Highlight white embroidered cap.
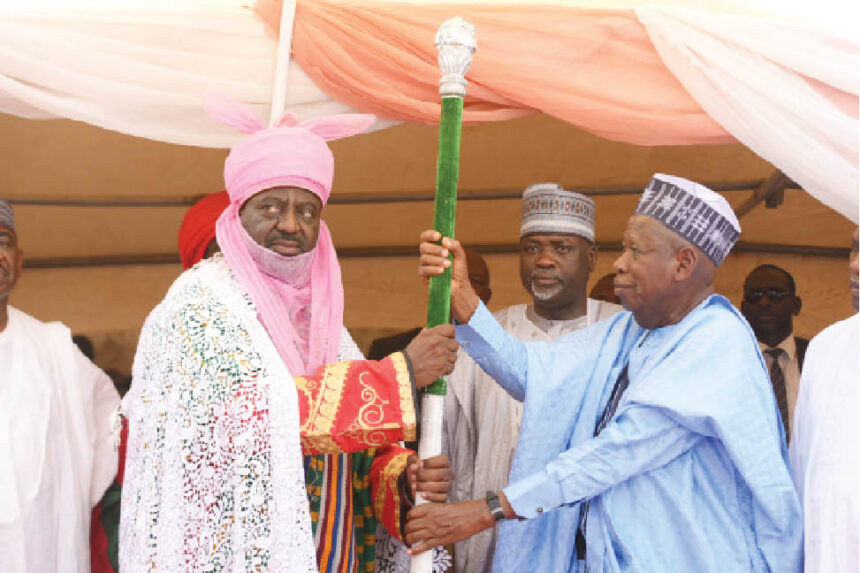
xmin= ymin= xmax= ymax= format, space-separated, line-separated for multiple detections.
xmin=520 ymin=183 xmax=595 ymax=242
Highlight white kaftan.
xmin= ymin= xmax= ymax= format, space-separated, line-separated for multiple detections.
xmin=0 ymin=306 xmax=119 ymax=572
xmin=442 ymin=299 xmax=620 ymax=573
xmin=791 ymin=313 xmax=860 ymax=573
xmin=121 ymin=256 xmax=318 ymax=572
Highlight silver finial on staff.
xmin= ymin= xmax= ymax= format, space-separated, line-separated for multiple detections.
xmin=435 ymin=17 xmax=477 ymax=98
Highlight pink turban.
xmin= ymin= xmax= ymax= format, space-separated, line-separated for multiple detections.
xmin=177 ymin=190 xmax=230 ymax=270
xmin=204 ymin=93 xmax=375 ymax=375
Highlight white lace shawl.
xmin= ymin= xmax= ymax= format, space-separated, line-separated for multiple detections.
xmin=120 ymin=256 xmax=317 ymax=572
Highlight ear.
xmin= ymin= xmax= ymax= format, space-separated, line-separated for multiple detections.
xmin=673 ymin=245 xmax=697 ymax=281
xmin=793 ymin=295 xmax=802 ymax=315
xmin=202 ymin=91 xmax=266 ymax=134
xmin=586 ymin=244 xmax=598 ymax=272
xmin=301 ymin=114 xmax=376 ymax=141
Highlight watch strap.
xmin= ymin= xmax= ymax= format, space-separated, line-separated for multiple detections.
xmin=485 ymin=490 xmax=507 ymax=522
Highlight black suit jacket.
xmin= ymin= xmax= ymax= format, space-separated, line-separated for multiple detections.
xmin=795 ymin=336 xmax=809 ymax=372
xmin=366 ymin=327 xmax=423 ymax=361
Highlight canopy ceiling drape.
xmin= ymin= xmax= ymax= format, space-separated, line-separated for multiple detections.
xmin=0 ymin=0 xmax=856 ymax=221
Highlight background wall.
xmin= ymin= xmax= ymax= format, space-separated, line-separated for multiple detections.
xmin=3 ymin=113 xmax=854 ymax=373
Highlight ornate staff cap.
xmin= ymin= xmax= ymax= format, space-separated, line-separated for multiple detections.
xmin=521 ymin=183 xmax=595 ymax=242
xmin=635 ymin=173 xmax=741 ymax=266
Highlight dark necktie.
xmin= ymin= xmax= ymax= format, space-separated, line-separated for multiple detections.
xmin=575 ymin=364 xmax=631 ymax=561
xmin=766 ymin=348 xmax=790 ymax=440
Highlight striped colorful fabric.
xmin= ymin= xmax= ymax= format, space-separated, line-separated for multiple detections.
xmin=308 ymin=453 xmax=356 ymax=573
xmin=305 ymin=445 xmax=412 ymax=573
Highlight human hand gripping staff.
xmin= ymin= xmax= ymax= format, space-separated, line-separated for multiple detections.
xmin=411 ymin=232 xmax=523 ymax=553
xmin=410 ymin=16 xmax=476 ymax=573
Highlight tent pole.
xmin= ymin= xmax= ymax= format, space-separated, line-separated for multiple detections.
xmin=269 ymin=0 xmax=298 ymax=126
xmin=734 ymin=170 xmax=789 ymax=219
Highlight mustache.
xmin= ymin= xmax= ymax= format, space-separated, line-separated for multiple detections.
xmin=266 ymin=231 xmax=306 ymax=247
xmin=529 ymin=270 xmax=563 ymax=283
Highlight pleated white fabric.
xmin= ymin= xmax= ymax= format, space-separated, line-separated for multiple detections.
xmin=638 ymin=6 xmax=858 ymax=223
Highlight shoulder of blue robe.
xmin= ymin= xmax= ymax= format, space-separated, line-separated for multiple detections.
xmin=621 ymin=296 xmax=801 ymax=565
xmin=623 ymin=295 xmax=776 ymax=434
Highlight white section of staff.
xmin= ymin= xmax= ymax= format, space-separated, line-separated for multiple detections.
xmin=410 ymin=392 xmax=445 ymax=573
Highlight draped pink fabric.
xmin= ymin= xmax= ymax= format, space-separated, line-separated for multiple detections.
xmin=205 ymin=93 xmax=376 ymax=375
xmin=255 ymin=0 xmax=733 ymax=145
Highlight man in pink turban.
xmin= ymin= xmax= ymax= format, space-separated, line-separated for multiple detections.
xmin=121 ymin=100 xmax=457 ymax=573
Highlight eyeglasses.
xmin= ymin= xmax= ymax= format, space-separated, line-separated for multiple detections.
xmin=744 ymin=288 xmax=790 ymax=304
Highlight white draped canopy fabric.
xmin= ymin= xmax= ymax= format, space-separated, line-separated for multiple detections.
xmin=0 ymin=2 xmax=358 ymax=147
xmin=636 ymin=5 xmax=858 ymax=221
xmin=0 ymin=0 xmax=856 ymax=221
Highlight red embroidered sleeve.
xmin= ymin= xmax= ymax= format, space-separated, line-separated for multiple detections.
xmin=369 ymin=444 xmax=413 ymax=542
xmin=295 ymin=352 xmax=417 ymax=455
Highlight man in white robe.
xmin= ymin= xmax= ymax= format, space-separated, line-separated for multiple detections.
xmin=442 ymin=183 xmax=620 ymax=573
xmin=0 ymin=198 xmax=120 ymax=572
xmin=790 ymin=227 xmax=860 ymax=572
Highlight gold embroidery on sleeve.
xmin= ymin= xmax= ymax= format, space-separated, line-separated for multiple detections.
xmin=373 ymin=451 xmax=411 ymax=527
xmin=297 ymin=361 xmax=351 ymax=454
xmin=391 ymin=352 xmax=417 ymax=442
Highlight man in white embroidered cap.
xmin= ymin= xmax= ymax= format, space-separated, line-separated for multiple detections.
xmin=408 ymin=174 xmax=803 ymax=572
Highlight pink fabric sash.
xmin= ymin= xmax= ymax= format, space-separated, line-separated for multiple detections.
xmin=206 ymin=93 xmax=375 ymax=374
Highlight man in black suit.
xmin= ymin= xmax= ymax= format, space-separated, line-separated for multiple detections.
xmin=741 ymin=264 xmax=808 ymax=443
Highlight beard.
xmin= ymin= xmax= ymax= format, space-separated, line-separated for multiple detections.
xmin=529 ymin=272 xmax=565 ymax=302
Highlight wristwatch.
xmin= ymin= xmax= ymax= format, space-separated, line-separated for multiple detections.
xmin=485 ymin=491 xmax=507 ymax=522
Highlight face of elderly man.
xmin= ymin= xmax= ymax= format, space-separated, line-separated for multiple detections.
xmin=240 ymin=186 xmax=323 ymax=256
xmin=612 ymin=215 xmax=691 ymax=329
xmin=0 ymin=225 xmax=22 ymax=302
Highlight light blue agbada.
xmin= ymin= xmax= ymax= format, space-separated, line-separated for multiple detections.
xmin=456 ymin=295 xmax=802 ymax=572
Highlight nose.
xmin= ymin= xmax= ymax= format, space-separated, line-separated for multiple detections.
xmin=612 ymin=251 xmax=627 ymax=274
xmin=535 ymin=247 xmax=556 ymax=268
xmin=275 ymin=209 xmax=299 ymax=233
xmin=756 ymin=294 xmax=774 ymax=307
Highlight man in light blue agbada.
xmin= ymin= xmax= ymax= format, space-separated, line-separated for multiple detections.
xmin=407 ymin=174 xmax=802 ymax=572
